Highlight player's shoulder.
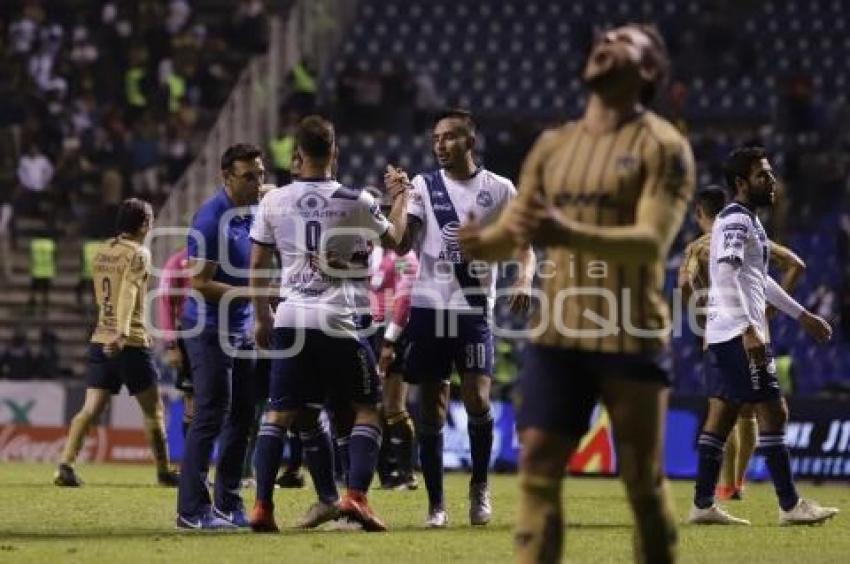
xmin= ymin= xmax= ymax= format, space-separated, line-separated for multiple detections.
xmin=716 ymin=202 xmax=755 ymax=224
xmin=641 ymin=112 xmax=689 ymax=147
xmin=479 ymin=168 xmax=515 ymax=193
xmin=688 ymin=232 xmax=711 ymax=256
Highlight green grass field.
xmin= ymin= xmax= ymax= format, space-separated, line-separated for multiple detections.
xmin=0 ymin=463 xmax=847 ymax=563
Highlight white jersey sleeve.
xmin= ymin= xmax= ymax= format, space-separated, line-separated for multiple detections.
xmin=716 ymin=212 xmax=751 ymax=266
xmin=249 ymin=195 xmax=275 ymax=245
xmin=407 ymin=175 xmax=427 ymax=222
xmin=355 ymin=190 xmax=391 ymax=237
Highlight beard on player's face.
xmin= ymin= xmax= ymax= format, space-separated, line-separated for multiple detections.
xmin=742 ymin=180 xmax=775 ymax=208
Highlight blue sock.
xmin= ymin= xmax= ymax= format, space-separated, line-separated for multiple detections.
xmin=758 ymin=433 xmax=799 ymax=511
xmin=348 ymin=424 xmax=382 ymax=493
xmin=255 ymin=423 xmax=286 ymax=504
xmin=301 ymin=427 xmax=339 ymax=504
xmin=693 ymin=432 xmax=725 ymax=509
xmin=419 ymin=426 xmax=444 ymax=510
xmin=468 ymin=409 xmax=494 ymax=485
xmin=335 ymin=435 xmax=350 ymax=487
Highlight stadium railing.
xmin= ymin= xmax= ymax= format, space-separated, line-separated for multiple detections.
xmin=151 ymin=0 xmax=359 ymax=270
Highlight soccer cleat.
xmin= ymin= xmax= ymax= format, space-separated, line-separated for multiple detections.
xmin=425 ymin=507 xmax=449 ymax=528
xmin=176 ymin=511 xmax=238 ymax=530
xmin=469 ymin=482 xmax=492 ymax=526
xmin=779 ymin=498 xmax=839 ymax=526
xmin=249 ymin=501 xmax=279 ymax=533
xmin=715 ymin=485 xmax=736 ymax=501
xmin=404 ymin=473 xmax=419 ymax=490
xmin=213 ymin=506 xmax=251 ymax=528
xmin=687 ymin=504 xmax=751 ymax=525
xmin=338 ymin=491 xmax=388 ymax=532
xmin=380 ymin=471 xmax=417 ymax=491
xmin=294 ymin=500 xmax=341 ymax=529
xmin=730 ymin=489 xmax=743 ymax=501
xmin=276 ymin=470 xmax=306 ymax=489
xmin=157 ymin=469 xmax=180 ymax=487
xmin=54 ymin=464 xmax=83 ymax=487
xmin=323 ymin=516 xmax=364 ymax=531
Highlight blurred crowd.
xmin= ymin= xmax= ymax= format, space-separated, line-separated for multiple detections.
xmin=0 ymin=0 xmax=271 ymax=239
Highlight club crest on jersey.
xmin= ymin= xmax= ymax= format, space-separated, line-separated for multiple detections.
xmin=476 ymin=190 xmax=493 ymax=208
xmin=296 ymin=192 xmax=328 ymax=212
xmin=615 ymin=155 xmax=638 ymax=172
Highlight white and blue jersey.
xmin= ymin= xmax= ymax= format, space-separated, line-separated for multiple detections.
xmin=407 ymin=168 xmax=516 ymax=312
xmin=249 ymin=179 xmax=390 ymax=338
xmin=706 ymin=201 xmax=770 ymax=345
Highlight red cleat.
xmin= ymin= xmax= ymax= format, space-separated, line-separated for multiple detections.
xmin=249 ymin=500 xmax=279 ymax=533
xmin=715 ymin=485 xmax=735 ymax=501
xmin=338 ymin=491 xmax=388 ymax=532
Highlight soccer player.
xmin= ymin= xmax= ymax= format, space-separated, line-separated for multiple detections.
xmin=460 ymin=24 xmax=692 ymax=563
xmin=248 ymin=115 xmax=410 ymax=532
xmin=175 ymin=144 xmax=262 ymax=530
xmin=678 ymin=186 xmax=806 ymax=501
xmin=687 ymin=147 xmax=838 ymax=526
xmin=369 ymin=244 xmax=419 ymax=490
xmin=157 ymin=246 xmax=193 ymax=437
xmin=389 ymin=109 xmax=534 ymax=528
xmin=54 ymin=198 xmax=178 ymax=488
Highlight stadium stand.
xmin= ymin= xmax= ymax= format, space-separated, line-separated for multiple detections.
xmin=1 ymin=0 xmax=849 ymax=398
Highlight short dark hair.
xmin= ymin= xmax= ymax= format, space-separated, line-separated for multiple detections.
xmin=296 ymin=115 xmax=335 ymax=161
xmin=694 ymin=186 xmax=728 ymax=218
xmin=723 ymin=146 xmax=768 ymax=190
xmin=115 ymin=198 xmax=153 ymax=234
xmin=434 ymin=108 xmax=476 ymax=135
xmin=627 ymin=23 xmax=670 ymax=105
xmin=220 ymin=143 xmax=263 ymax=171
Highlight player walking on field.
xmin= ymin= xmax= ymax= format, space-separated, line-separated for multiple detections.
xmin=687 ymin=147 xmax=838 ymax=526
xmin=55 ymin=198 xmax=178 ymax=488
xmin=678 ymin=185 xmax=805 ymax=502
xmin=461 ymin=24 xmax=693 ymax=564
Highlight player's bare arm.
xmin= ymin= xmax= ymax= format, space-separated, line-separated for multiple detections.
xmin=382 ymin=164 xmax=415 ymax=251
xmin=249 ymin=243 xmax=275 ymax=349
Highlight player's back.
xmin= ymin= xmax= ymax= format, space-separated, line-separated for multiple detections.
xmin=527 ymin=111 xmax=695 ymax=354
xmin=253 ymin=180 xmax=389 ymax=333
xmin=90 ymin=237 xmax=151 ymax=347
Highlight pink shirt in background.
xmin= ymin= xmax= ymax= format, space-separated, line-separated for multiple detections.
xmin=157 ymin=248 xmax=189 ymax=343
xmin=369 ymin=248 xmax=419 ymax=338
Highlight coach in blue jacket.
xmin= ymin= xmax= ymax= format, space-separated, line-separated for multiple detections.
xmin=176 ymin=143 xmax=263 ymax=529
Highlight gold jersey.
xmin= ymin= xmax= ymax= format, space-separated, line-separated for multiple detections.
xmin=516 ymin=111 xmax=695 ymax=354
xmin=90 ymin=237 xmax=152 ymax=347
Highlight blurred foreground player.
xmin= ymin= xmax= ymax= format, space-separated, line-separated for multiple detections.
xmin=55 ymin=198 xmax=178 ymax=487
xmin=461 ymin=24 xmax=693 ymax=563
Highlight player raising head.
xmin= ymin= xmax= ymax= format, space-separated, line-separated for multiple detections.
xmin=55 ymin=198 xmax=178 ymax=489
xmin=460 ymin=23 xmax=692 ymax=563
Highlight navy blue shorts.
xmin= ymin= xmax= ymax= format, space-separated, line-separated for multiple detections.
xmin=516 ymin=344 xmax=671 ymax=438
xmin=705 ymin=336 xmax=781 ymax=403
xmin=267 ymin=327 xmax=381 ymax=411
xmin=405 ymin=307 xmax=493 ymax=383
xmin=85 ymin=344 xmax=158 ymax=396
